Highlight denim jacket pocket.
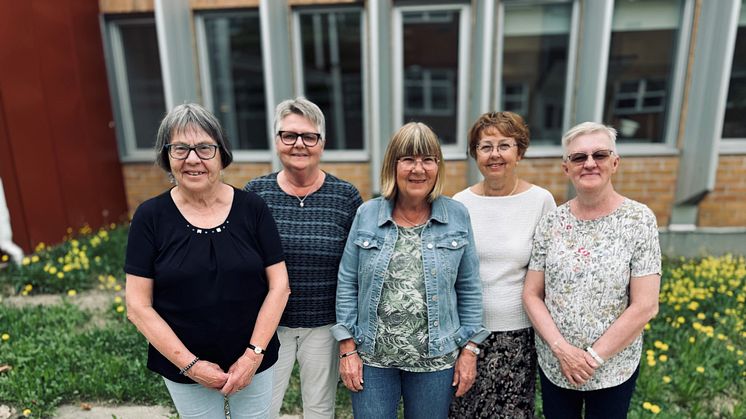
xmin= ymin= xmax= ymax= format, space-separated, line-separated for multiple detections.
xmin=353 ymin=232 xmax=383 ymax=275
xmin=434 ymin=232 xmax=469 ymax=279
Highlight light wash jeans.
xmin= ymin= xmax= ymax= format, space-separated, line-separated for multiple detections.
xmin=350 ymin=365 xmax=455 ymax=419
xmin=163 ymin=365 xmax=274 ymax=419
xmin=270 ymin=324 xmax=339 ymax=419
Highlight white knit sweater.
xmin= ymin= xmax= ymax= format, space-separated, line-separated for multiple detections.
xmin=453 ymin=185 xmax=556 ymax=331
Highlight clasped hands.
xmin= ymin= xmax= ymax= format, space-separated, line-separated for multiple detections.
xmin=185 ymin=350 xmax=262 ymax=395
xmin=554 ymin=342 xmax=601 ymax=387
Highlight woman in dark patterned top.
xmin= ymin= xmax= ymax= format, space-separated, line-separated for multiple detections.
xmin=125 ymin=103 xmax=290 ymax=418
xmin=245 ymin=97 xmax=362 ymax=419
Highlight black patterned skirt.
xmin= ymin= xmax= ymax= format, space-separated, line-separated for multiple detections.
xmin=449 ymin=328 xmax=537 ymax=419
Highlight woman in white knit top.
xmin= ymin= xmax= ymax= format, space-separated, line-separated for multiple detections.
xmin=449 ymin=112 xmax=555 ymax=419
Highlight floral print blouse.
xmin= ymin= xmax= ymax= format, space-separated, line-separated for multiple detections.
xmin=528 ymin=199 xmax=661 ymax=390
xmin=361 ymin=225 xmax=458 ymax=372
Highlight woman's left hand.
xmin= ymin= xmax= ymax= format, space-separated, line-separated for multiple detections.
xmin=452 ymin=349 xmax=478 ymax=397
xmin=220 ymin=351 xmax=262 ymax=396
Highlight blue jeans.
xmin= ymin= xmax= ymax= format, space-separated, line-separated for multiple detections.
xmin=351 ymin=364 xmax=455 ymax=419
xmin=163 ymin=365 xmax=274 ymax=419
xmin=539 ymin=366 xmax=639 ymax=419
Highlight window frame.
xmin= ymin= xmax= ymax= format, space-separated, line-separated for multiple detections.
xmin=291 ymin=5 xmax=369 ymax=162
xmin=194 ymin=9 xmax=273 ymax=162
xmin=720 ymin=0 xmax=746 ymax=153
xmin=392 ymin=3 xmax=471 ymax=160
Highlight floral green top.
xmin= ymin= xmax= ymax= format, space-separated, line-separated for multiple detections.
xmin=361 ymin=225 xmax=458 ymax=372
xmin=528 ymin=199 xmax=661 ymax=390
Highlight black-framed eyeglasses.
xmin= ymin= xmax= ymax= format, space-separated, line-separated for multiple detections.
xmin=164 ymin=144 xmax=220 ymax=160
xmin=476 ymin=143 xmax=517 ymax=155
xmin=565 ymin=149 xmax=615 ymax=165
xmin=277 ymin=131 xmax=322 ymax=147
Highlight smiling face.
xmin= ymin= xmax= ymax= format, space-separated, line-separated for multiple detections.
xmin=276 ymin=113 xmax=324 ymax=172
xmin=562 ymin=131 xmax=619 ymax=193
xmin=169 ymin=127 xmax=223 ymax=193
xmin=395 ymin=155 xmax=439 ymax=205
xmin=475 ymin=127 xmax=521 ymax=181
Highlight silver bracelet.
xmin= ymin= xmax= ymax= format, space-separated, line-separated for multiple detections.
xmin=339 ymin=350 xmax=358 ymax=359
xmin=586 ymin=347 xmax=604 ymax=366
xmin=179 ymin=357 xmax=199 ymax=375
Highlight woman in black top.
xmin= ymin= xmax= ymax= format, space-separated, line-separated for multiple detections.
xmin=125 ymin=103 xmax=290 ymax=418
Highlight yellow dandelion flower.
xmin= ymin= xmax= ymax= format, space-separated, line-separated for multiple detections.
xmin=24 ymin=284 xmax=33 ymax=292
xmin=644 ymin=323 xmax=651 ymax=331
xmin=659 ymin=354 xmax=668 ymax=362
xmin=22 ymin=257 xmax=30 ymax=265
xmin=688 ymin=301 xmax=699 ymax=311
xmin=94 ymin=256 xmax=101 ymax=263
xmin=697 ymin=312 xmax=706 ymax=320
xmin=677 ymin=316 xmax=685 ymax=324
xmin=57 ymin=272 xmax=64 ymax=279
xmin=1 ymin=254 xmax=7 ymax=262
xmin=717 ymin=333 xmax=727 ymax=341
xmin=650 ymin=405 xmax=661 ymax=414
xmin=662 ymin=375 xmax=671 ymax=384
xmin=1 ymin=333 xmax=9 ymax=341
xmin=67 ymin=289 xmax=77 ymax=297
xmin=48 ymin=266 xmax=57 ymax=274
xmin=116 ymin=305 xmax=125 ymax=313
xmin=738 ymin=350 xmax=744 ymax=356
xmin=114 ymin=284 xmax=122 ymax=291
xmin=654 ymin=341 xmax=663 ymax=349
xmin=646 ymin=349 xmax=655 ymax=356
xmin=738 ymin=360 xmax=744 ymax=366
xmin=647 ymin=359 xmax=656 ymax=367
xmin=643 ymin=402 xmax=652 ymax=410
xmin=23 ymin=408 xmax=32 ymax=417
xmin=696 ymin=366 xmax=705 ymax=373
xmin=31 ymin=255 xmax=39 ymax=263
xmin=114 ymin=296 xmax=123 ymax=303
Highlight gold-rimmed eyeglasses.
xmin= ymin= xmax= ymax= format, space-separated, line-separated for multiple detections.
xmin=397 ymin=155 xmax=439 ymax=171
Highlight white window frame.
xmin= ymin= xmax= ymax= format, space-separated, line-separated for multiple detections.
xmin=195 ymin=10 xmax=272 ymax=162
xmin=720 ymin=2 xmax=746 ymax=153
xmin=393 ymin=4 xmax=470 ymax=160
xmin=496 ymin=0 xmax=579 ymax=157
xmin=107 ymin=17 xmax=165 ymax=162
xmin=292 ymin=6 xmax=369 ymax=162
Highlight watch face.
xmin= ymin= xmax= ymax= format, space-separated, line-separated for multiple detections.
xmin=254 ymin=347 xmax=262 ymax=354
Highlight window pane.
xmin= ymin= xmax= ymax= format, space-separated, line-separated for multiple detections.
xmin=298 ymin=10 xmax=364 ymax=150
xmin=723 ymin=1 xmax=746 ymax=138
xmin=604 ymin=0 xmax=683 ymax=143
xmin=502 ymin=2 xmax=572 ymax=144
xmin=203 ymin=12 xmax=268 ymax=150
xmin=402 ymin=10 xmax=461 ymax=145
xmin=119 ymin=21 xmax=166 ymax=149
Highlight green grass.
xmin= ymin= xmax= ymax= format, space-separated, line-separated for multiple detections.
xmin=1 ymin=225 xmax=744 ymax=418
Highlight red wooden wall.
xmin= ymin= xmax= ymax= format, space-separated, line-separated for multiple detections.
xmin=0 ymin=0 xmax=128 ymax=252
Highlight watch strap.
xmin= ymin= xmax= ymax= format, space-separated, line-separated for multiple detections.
xmin=247 ymin=343 xmax=265 ymax=354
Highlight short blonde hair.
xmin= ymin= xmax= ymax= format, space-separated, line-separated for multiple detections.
xmin=561 ymin=122 xmax=618 ymax=158
xmin=380 ymin=122 xmax=445 ymax=202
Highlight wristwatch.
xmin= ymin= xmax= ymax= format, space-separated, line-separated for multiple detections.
xmin=247 ymin=343 xmax=266 ymax=355
xmin=463 ymin=344 xmax=481 ymax=356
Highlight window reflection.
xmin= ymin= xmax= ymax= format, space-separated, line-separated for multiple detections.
xmin=723 ymin=1 xmax=746 ymax=139
xmin=502 ymin=2 xmax=572 ymax=144
xmin=118 ymin=20 xmax=166 ymax=149
xmin=402 ymin=10 xmax=461 ymax=145
xmin=298 ymin=10 xmax=364 ymax=150
xmin=604 ymin=0 xmax=683 ymax=143
xmin=203 ymin=12 xmax=268 ymax=150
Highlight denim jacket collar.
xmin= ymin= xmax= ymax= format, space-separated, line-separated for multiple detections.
xmin=376 ymin=196 xmax=449 ymax=227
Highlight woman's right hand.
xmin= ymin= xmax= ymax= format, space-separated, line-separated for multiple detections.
xmin=186 ymin=360 xmax=230 ymax=389
xmin=339 ymin=339 xmax=363 ymax=392
xmin=553 ymin=342 xmax=597 ymax=387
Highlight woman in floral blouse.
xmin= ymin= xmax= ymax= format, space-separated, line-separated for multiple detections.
xmin=522 ymin=122 xmax=661 ymax=418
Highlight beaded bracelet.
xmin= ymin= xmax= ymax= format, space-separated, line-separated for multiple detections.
xmin=586 ymin=347 xmax=604 ymax=366
xmin=339 ymin=350 xmax=358 ymax=359
xmin=179 ymin=357 xmax=200 ymax=375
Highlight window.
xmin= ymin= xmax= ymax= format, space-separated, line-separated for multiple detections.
xmin=500 ymin=1 xmax=574 ymax=144
xmin=294 ymin=8 xmax=365 ymax=151
xmin=197 ymin=11 xmax=268 ymax=151
xmin=395 ymin=5 xmax=470 ymax=151
xmin=604 ymin=0 xmax=684 ymax=143
xmin=723 ymin=0 xmax=746 ymax=139
xmin=108 ymin=17 xmax=166 ymax=156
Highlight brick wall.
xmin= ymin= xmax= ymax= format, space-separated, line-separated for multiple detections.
xmin=698 ymin=155 xmax=746 ymax=227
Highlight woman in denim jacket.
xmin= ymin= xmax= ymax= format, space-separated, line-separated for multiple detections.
xmin=332 ymin=122 xmax=489 ymax=419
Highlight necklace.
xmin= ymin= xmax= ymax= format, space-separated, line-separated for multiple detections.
xmin=396 ymin=207 xmax=429 ymax=227
xmin=295 ymin=192 xmax=311 ymax=208
xmin=283 ymin=172 xmax=321 ymax=207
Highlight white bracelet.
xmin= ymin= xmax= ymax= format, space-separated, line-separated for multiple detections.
xmin=586 ymin=347 xmax=604 ymax=365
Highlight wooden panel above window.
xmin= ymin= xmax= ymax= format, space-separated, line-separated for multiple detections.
xmin=99 ymin=0 xmax=154 ymax=13
xmin=191 ymin=0 xmax=259 ymax=9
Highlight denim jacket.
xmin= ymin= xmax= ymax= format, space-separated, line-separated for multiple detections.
xmin=332 ymin=196 xmax=489 ymax=357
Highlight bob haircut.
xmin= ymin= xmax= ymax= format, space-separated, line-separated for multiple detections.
xmin=273 ymin=97 xmax=326 ymax=140
xmin=380 ymin=122 xmax=445 ymax=203
xmin=154 ymin=103 xmax=233 ymax=172
xmin=467 ymin=111 xmax=530 ymax=159
xmin=561 ymin=122 xmax=618 ymax=158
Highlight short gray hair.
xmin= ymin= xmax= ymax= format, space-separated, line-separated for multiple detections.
xmin=154 ymin=103 xmax=233 ymax=173
xmin=561 ymin=122 xmax=618 ymax=157
xmin=273 ymin=97 xmax=326 ymax=140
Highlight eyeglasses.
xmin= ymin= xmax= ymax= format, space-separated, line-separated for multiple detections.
xmin=476 ymin=143 xmax=517 ymax=155
xmin=165 ymin=143 xmax=219 ymax=160
xmin=565 ymin=150 xmax=615 ymax=165
xmin=277 ymin=131 xmax=323 ymax=147
xmin=397 ymin=155 xmax=439 ymax=171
